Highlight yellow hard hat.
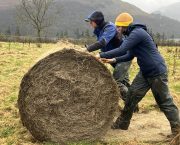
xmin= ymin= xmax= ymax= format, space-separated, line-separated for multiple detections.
xmin=115 ymin=12 xmax=133 ymax=27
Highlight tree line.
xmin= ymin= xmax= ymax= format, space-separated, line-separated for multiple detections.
xmin=148 ymin=29 xmax=180 ymax=46
xmin=0 ymin=0 xmax=180 ymax=46
xmin=1 ymin=24 xmax=180 ymax=46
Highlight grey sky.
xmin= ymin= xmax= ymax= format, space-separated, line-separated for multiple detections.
xmin=121 ymin=0 xmax=180 ymax=13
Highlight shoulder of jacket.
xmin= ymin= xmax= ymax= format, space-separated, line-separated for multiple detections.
xmin=103 ymin=22 xmax=116 ymax=31
xmin=130 ymin=28 xmax=146 ymax=36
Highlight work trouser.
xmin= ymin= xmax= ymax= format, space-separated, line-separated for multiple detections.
xmin=112 ymin=61 xmax=132 ymax=100
xmin=120 ymin=71 xmax=180 ymax=133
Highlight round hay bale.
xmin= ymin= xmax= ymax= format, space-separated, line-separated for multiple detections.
xmin=18 ymin=49 xmax=119 ymax=143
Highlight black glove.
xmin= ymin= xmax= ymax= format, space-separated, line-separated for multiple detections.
xmin=85 ymin=39 xmax=106 ymax=52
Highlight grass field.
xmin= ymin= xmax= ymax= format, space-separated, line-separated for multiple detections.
xmin=0 ymin=41 xmax=179 ymax=145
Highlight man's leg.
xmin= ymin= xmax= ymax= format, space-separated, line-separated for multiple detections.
xmin=113 ymin=61 xmax=132 ymax=101
xmin=112 ymin=71 xmax=150 ymax=129
xmin=113 ymin=61 xmax=139 ymax=112
xmin=150 ymin=73 xmax=180 ymax=135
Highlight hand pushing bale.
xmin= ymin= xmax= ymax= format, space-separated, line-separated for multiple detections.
xmin=18 ymin=49 xmax=119 ymax=143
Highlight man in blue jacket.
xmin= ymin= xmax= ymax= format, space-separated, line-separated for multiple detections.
xmin=98 ymin=12 xmax=180 ymax=136
xmin=85 ymin=11 xmax=133 ymax=105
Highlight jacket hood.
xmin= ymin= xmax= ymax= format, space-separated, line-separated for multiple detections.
xmin=126 ymin=23 xmax=147 ymax=35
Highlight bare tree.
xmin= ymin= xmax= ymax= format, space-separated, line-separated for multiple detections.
xmin=17 ymin=0 xmax=55 ymax=42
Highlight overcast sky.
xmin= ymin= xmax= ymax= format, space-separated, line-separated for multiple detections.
xmin=121 ymin=0 xmax=180 ymax=13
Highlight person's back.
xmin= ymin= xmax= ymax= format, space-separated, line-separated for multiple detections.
xmin=125 ymin=24 xmax=167 ymax=77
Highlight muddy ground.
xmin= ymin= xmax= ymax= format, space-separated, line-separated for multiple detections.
xmin=103 ymin=110 xmax=172 ymax=145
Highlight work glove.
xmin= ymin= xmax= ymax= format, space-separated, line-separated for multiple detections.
xmin=85 ymin=41 xmax=105 ymax=52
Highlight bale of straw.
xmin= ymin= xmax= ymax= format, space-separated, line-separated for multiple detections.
xmin=18 ymin=49 xmax=119 ymax=143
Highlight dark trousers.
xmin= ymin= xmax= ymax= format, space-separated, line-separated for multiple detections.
xmin=121 ymin=71 xmax=180 ymax=132
xmin=113 ymin=61 xmax=132 ymax=100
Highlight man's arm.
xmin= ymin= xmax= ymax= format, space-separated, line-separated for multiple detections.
xmin=86 ymin=41 xmax=105 ymax=52
xmin=100 ymin=30 xmax=141 ymax=59
xmin=87 ymin=24 xmax=117 ymax=52
xmin=101 ymin=51 xmax=134 ymax=64
xmin=115 ymin=50 xmax=134 ymax=62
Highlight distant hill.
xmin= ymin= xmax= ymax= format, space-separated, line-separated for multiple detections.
xmin=0 ymin=0 xmax=180 ymax=38
xmin=153 ymin=2 xmax=180 ymax=22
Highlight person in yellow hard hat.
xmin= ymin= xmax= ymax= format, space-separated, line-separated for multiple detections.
xmin=97 ymin=12 xmax=180 ymax=137
xmin=115 ymin=12 xmax=133 ymax=26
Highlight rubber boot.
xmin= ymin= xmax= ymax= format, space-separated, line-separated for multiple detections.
xmin=118 ymin=83 xmax=128 ymax=101
xmin=111 ymin=116 xmax=130 ymax=130
xmin=171 ymin=122 xmax=180 ymax=136
xmin=118 ymin=83 xmax=140 ymax=113
xmin=134 ymin=105 xmax=139 ymax=113
xmin=111 ymin=108 xmax=133 ymax=130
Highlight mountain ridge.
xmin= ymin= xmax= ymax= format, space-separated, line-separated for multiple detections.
xmin=0 ymin=0 xmax=180 ymax=38
xmin=153 ymin=2 xmax=180 ymax=22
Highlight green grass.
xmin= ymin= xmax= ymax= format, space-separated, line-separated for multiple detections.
xmin=0 ymin=127 xmax=15 ymax=138
xmin=0 ymin=42 xmax=179 ymax=145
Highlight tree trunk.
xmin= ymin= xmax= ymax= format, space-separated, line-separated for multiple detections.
xmin=37 ymin=29 xmax=41 ymax=43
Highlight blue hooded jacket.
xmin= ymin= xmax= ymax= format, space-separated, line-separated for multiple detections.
xmin=94 ymin=22 xmax=121 ymax=52
xmin=100 ymin=24 xmax=167 ymax=78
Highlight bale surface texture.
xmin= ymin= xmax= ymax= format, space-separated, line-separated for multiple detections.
xmin=18 ymin=49 xmax=119 ymax=143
